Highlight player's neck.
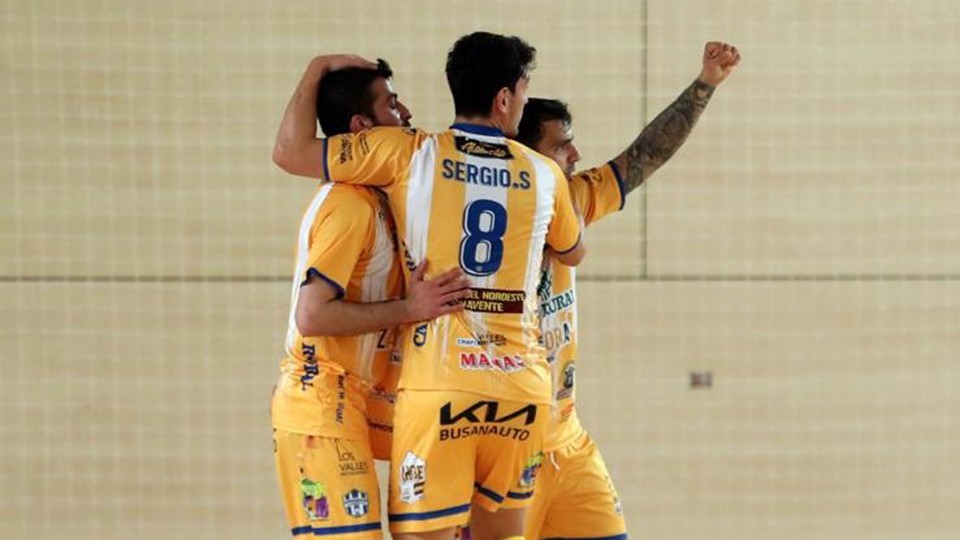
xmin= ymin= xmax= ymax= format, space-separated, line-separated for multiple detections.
xmin=452 ymin=114 xmax=508 ymax=136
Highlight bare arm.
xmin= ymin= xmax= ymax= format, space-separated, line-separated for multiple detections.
xmin=550 ymin=238 xmax=586 ymax=267
xmin=611 ymin=41 xmax=741 ymax=194
xmin=296 ymin=263 xmax=469 ymax=336
xmin=272 ymin=54 xmax=376 ymax=179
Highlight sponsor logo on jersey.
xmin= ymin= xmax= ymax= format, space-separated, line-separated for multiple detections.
xmin=337 ymin=137 xmax=353 ymax=164
xmin=459 ymin=352 xmax=526 ymax=373
xmin=412 ymin=324 xmax=428 ymax=347
xmin=300 ymin=343 xmax=319 ymax=390
xmin=398 ymin=452 xmax=426 ymax=503
xmin=299 ymin=477 xmax=330 ymax=521
xmin=540 ymin=287 xmax=576 ymax=317
xmin=439 ymin=400 xmax=536 ymax=441
xmin=541 ymin=320 xmax=573 ymax=356
xmin=555 ymin=361 xmax=575 ymax=400
xmin=454 ymin=136 xmax=514 ymax=159
xmin=462 ymin=288 xmax=526 ymax=314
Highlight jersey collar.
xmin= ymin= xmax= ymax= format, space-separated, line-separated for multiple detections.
xmin=449 ymin=123 xmax=504 ymax=137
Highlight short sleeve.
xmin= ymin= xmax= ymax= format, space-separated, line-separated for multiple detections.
xmin=568 ymin=161 xmax=626 ymax=226
xmin=323 ymin=127 xmax=424 ymax=187
xmin=301 ymin=188 xmax=375 ymax=297
xmin=545 ymin=162 xmax=583 ymax=254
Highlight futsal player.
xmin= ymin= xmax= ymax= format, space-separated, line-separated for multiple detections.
xmin=271 ymin=56 xmax=470 ymax=540
xmin=461 ymin=41 xmax=742 ymax=540
xmin=272 ymin=32 xmax=585 ymax=540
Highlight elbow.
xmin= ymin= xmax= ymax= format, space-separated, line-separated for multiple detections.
xmin=272 ymin=141 xmax=295 ymax=174
xmin=295 ymin=306 xmax=333 ymax=337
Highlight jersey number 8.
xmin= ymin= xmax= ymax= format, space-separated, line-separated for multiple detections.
xmin=459 ymin=199 xmax=507 ymax=277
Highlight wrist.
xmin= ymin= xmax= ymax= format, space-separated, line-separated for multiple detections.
xmin=399 ymin=297 xmax=417 ymax=325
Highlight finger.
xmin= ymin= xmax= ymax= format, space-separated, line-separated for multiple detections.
xmin=410 ymin=261 xmax=427 ymax=282
xmin=434 ymin=267 xmax=465 ymax=284
xmin=344 ymin=54 xmax=378 ymax=69
xmin=440 ymin=289 xmax=471 ymax=304
xmin=438 ymin=277 xmax=471 ymax=294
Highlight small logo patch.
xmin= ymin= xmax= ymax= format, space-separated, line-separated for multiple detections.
xmin=398 ymin=451 xmax=426 ymax=503
xmin=342 ymin=489 xmax=370 ymax=518
xmin=519 ymin=452 xmax=544 ymax=488
xmin=299 ymin=477 xmax=330 ymax=521
xmin=455 ymin=136 xmax=514 ymax=159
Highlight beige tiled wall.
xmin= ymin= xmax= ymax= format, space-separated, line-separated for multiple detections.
xmin=3 ymin=0 xmax=959 ymax=539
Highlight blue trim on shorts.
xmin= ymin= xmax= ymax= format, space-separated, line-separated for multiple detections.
xmin=388 ymin=502 xmax=471 ymax=522
xmin=322 ymin=138 xmax=330 ymax=182
xmin=473 ymin=482 xmax=505 ymax=503
xmin=506 ymin=490 xmax=534 ymax=500
xmin=607 ymin=160 xmax=626 ymax=210
xmin=291 ymin=521 xmax=381 ymax=536
xmin=543 ymin=535 xmax=628 ymax=540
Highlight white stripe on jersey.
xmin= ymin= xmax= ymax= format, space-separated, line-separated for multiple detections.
xmin=285 ymin=183 xmax=334 ymax=353
xmin=405 ymin=136 xmax=437 ymax=266
xmin=521 ymin=149 xmax=558 ymax=351
xmin=460 ymin=133 xmax=511 ymax=358
xmin=356 ymin=197 xmax=396 ymax=381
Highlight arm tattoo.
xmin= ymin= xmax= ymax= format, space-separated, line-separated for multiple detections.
xmin=617 ymin=79 xmax=715 ymax=194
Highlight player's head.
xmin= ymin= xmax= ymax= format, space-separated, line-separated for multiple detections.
xmin=516 ymin=98 xmax=581 ymax=177
xmin=445 ymin=31 xmax=536 ymax=137
xmin=316 ymin=58 xmax=412 ymax=136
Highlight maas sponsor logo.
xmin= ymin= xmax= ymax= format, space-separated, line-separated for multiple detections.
xmin=454 ymin=136 xmax=514 ymax=159
xmin=555 ymin=361 xmax=575 ymax=400
xmin=518 ymin=452 xmax=544 ymax=488
xmin=439 ymin=400 xmax=536 ymax=441
xmin=334 ymin=440 xmax=369 ymax=477
xmin=342 ymin=489 xmax=370 ymax=518
xmin=399 ymin=452 xmax=426 ymax=503
xmin=459 ymin=352 xmax=526 ymax=373
xmin=299 ymin=477 xmax=330 ymax=521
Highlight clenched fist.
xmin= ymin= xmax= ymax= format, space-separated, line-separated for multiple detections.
xmin=698 ymin=41 xmax=741 ymax=87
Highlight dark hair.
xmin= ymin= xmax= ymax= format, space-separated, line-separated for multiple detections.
xmin=316 ymin=58 xmax=393 ymax=136
xmin=516 ymin=98 xmax=572 ymax=148
xmin=445 ymin=32 xmax=536 ymax=118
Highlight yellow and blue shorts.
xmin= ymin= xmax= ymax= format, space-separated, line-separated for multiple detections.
xmin=387 ymin=389 xmax=549 ymax=534
xmin=520 ymin=430 xmax=627 ymax=540
xmin=273 ymin=429 xmax=383 ymax=539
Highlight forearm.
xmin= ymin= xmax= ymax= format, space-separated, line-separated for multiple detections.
xmin=273 ymin=58 xmax=327 ymax=176
xmin=612 ymin=78 xmax=715 ymax=194
xmin=300 ymin=298 xmax=411 ymax=337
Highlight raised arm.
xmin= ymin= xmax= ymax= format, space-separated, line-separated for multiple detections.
xmin=611 ymin=41 xmax=741 ymax=194
xmin=272 ymin=54 xmax=376 ymax=179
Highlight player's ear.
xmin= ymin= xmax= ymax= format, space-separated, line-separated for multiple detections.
xmin=493 ymin=87 xmax=511 ymax=115
xmin=348 ymin=114 xmax=374 ymax=134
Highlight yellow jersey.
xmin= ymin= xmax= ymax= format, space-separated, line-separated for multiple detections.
xmin=540 ymin=162 xmax=624 ymax=450
xmin=324 ymin=124 xmax=582 ymax=403
xmin=272 ymin=183 xmax=404 ymax=439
